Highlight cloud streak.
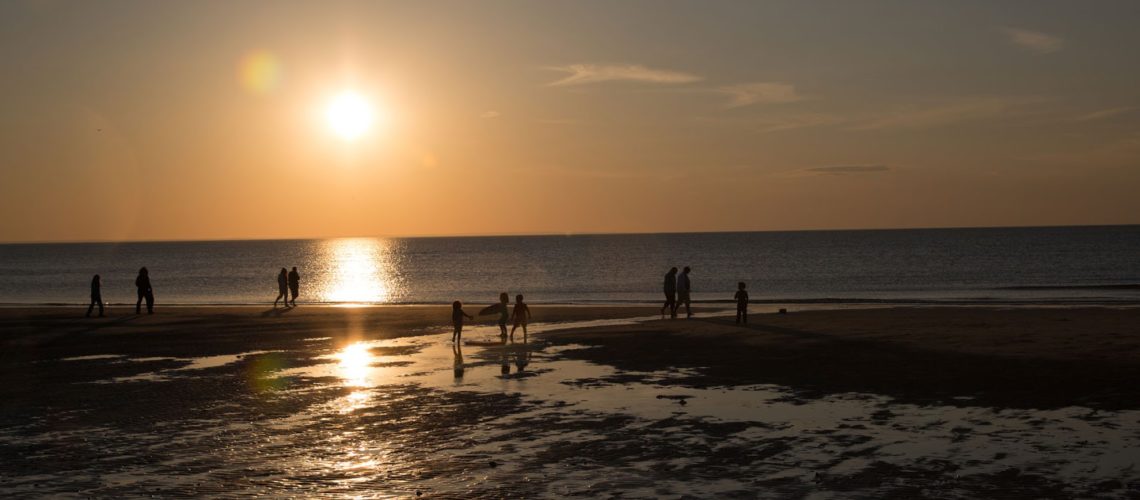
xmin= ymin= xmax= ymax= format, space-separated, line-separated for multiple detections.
xmin=546 ymin=64 xmax=702 ymax=86
xmin=1076 ymin=107 xmax=1135 ymax=122
xmin=806 ymin=165 xmax=890 ymax=175
xmin=1003 ymin=27 xmax=1064 ymax=54
xmin=851 ymin=97 xmax=1044 ymax=130
xmin=718 ymin=82 xmax=802 ymax=108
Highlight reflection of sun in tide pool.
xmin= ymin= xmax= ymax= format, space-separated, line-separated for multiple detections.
xmin=325 ymin=91 xmax=375 ymax=141
xmin=337 ymin=342 xmax=374 ymax=388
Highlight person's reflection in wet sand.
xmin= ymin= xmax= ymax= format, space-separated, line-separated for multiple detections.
xmin=514 ymin=343 xmax=530 ymax=373
xmin=500 ymin=347 xmax=510 ymax=377
xmin=452 ymin=343 xmax=465 ymax=380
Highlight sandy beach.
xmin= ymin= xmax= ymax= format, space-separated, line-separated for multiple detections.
xmin=2 ymin=305 xmax=1139 ymax=497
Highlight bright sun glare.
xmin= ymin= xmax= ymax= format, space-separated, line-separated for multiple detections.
xmin=326 ymin=91 xmax=374 ymax=141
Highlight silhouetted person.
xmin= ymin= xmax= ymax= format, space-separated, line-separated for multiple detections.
xmin=662 ymin=267 xmax=678 ymax=319
xmin=478 ymin=292 xmax=511 ymax=341
xmin=86 ymin=274 xmax=104 ymax=317
xmin=135 ymin=267 xmax=154 ymax=314
xmin=274 ymin=268 xmax=289 ymax=307
xmin=677 ymin=266 xmax=692 ymax=319
xmin=510 ymin=294 xmax=531 ymax=342
xmin=287 ymin=267 xmax=300 ymax=307
xmin=452 ymin=300 xmax=473 ymax=343
xmin=734 ymin=282 xmax=749 ymax=325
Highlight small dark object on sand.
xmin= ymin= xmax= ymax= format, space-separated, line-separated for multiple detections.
xmin=778 ymin=308 xmax=787 ymax=314
xmin=416 ymin=490 xmax=423 ymax=496
xmin=490 ymin=461 xmax=498 ymax=468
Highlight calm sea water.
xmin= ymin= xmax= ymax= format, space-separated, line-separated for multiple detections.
xmin=1 ymin=226 xmax=1138 ymax=306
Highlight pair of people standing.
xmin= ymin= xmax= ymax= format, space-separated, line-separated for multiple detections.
xmin=661 ymin=266 xmax=693 ymax=319
xmin=84 ymin=267 xmax=156 ymax=316
xmin=274 ymin=267 xmax=301 ymax=307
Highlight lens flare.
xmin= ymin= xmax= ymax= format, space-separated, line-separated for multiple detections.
xmin=238 ymin=50 xmax=281 ymax=95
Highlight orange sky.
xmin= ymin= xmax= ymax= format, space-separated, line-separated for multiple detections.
xmin=2 ymin=1 xmax=1138 ymax=242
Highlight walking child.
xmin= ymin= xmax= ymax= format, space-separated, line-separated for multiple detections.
xmin=510 ymin=294 xmax=531 ymax=341
xmin=452 ymin=300 xmax=473 ymax=343
xmin=734 ymin=282 xmax=749 ymax=325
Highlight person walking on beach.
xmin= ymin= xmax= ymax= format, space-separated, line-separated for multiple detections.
xmin=135 ymin=267 xmax=154 ymax=314
xmin=86 ymin=274 xmax=104 ymax=317
xmin=479 ymin=292 xmax=511 ymax=341
xmin=274 ymin=268 xmax=289 ymax=307
xmin=510 ymin=294 xmax=532 ymax=342
xmin=734 ymin=282 xmax=749 ymax=325
xmin=677 ymin=266 xmax=693 ymax=319
xmin=662 ymin=267 xmax=678 ymax=319
xmin=287 ymin=267 xmax=300 ymax=307
xmin=452 ymin=300 xmax=473 ymax=343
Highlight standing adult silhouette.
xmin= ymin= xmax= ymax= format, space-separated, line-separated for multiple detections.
xmin=274 ymin=268 xmax=289 ymax=307
xmin=287 ymin=267 xmax=300 ymax=307
xmin=86 ymin=274 xmax=104 ymax=317
xmin=135 ymin=267 xmax=154 ymax=314
xmin=677 ymin=266 xmax=693 ymax=319
xmin=661 ymin=267 xmax=678 ymax=319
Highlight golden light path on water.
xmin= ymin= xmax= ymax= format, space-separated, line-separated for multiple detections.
xmin=314 ymin=238 xmax=401 ymax=304
xmin=336 ymin=342 xmax=375 ymax=414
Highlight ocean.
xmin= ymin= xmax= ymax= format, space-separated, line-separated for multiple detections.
xmin=1 ymin=225 xmax=1138 ymax=306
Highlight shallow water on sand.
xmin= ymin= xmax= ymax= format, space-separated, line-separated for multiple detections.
xmin=2 ymin=318 xmax=1138 ymax=497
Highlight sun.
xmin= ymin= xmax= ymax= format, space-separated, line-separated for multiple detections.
xmin=325 ymin=91 xmax=374 ymax=141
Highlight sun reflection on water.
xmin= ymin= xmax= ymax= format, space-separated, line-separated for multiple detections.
xmin=337 ymin=342 xmax=374 ymax=388
xmin=316 ymin=238 xmax=401 ymax=304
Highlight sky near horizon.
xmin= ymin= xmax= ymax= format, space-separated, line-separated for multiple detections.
xmin=1 ymin=0 xmax=1139 ymax=242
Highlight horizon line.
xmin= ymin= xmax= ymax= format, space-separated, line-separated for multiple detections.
xmin=2 ymin=222 xmax=1137 ymax=245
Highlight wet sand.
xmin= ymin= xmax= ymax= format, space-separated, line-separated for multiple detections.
xmin=2 ymin=305 xmax=1139 ymax=497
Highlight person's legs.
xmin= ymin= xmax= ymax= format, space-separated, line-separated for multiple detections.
xmin=742 ymin=308 xmax=747 ymax=324
xmin=145 ymin=291 xmax=154 ymax=313
xmin=136 ymin=291 xmax=143 ymax=314
xmin=96 ymin=295 xmax=104 ymax=317
xmin=87 ymin=298 xmax=95 ymax=317
xmin=736 ymin=307 xmax=742 ymax=324
xmin=290 ymin=287 xmax=298 ymax=307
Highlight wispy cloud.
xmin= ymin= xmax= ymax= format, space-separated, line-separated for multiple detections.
xmin=515 ymin=164 xmax=654 ymax=179
xmin=1075 ymin=106 xmax=1135 ymax=122
xmin=1003 ymin=27 xmax=1064 ymax=54
xmin=546 ymin=64 xmax=702 ymax=87
xmin=852 ymin=97 xmax=1043 ymax=130
xmin=718 ymin=82 xmax=802 ymax=108
xmin=805 ymin=165 xmax=890 ymax=175
xmin=480 ymin=111 xmax=501 ymax=119
xmin=755 ymin=113 xmax=845 ymax=133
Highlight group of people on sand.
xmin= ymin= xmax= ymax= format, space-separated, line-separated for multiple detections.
xmin=84 ymin=267 xmax=156 ymax=317
xmin=273 ymin=267 xmax=301 ymax=308
xmin=662 ymin=266 xmax=751 ymax=325
xmin=451 ymin=292 xmax=531 ymax=344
